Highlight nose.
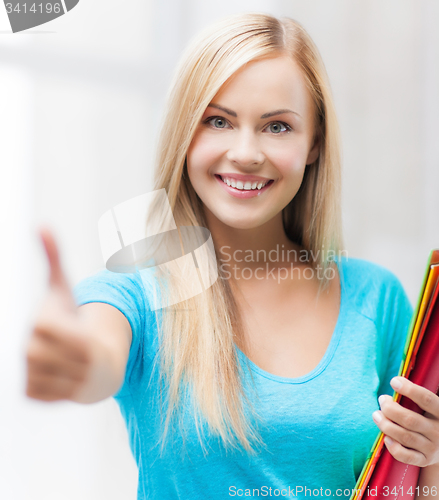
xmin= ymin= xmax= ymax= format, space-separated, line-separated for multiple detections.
xmin=225 ymin=129 xmax=265 ymax=168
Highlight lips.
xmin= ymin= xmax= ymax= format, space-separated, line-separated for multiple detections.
xmin=214 ymin=174 xmax=274 ymax=199
xmin=216 ymin=173 xmax=273 ymax=183
xmin=218 ymin=174 xmax=271 ymax=190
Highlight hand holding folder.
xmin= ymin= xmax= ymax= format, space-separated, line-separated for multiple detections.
xmin=351 ymin=250 xmax=439 ymax=500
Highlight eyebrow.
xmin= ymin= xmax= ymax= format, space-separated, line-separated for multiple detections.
xmin=207 ymin=103 xmax=301 ymax=119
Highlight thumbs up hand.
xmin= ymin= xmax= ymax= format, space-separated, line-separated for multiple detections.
xmin=25 ymin=227 xmax=93 ymax=402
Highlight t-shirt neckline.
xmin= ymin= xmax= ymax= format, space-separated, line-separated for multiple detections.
xmin=234 ymin=258 xmax=346 ymax=385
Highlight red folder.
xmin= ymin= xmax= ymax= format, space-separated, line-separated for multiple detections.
xmin=351 ymin=250 xmax=439 ymax=500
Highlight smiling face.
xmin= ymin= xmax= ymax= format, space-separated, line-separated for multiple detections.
xmin=186 ymin=55 xmax=320 ymax=232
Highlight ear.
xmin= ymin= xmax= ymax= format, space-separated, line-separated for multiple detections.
xmin=306 ymin=133 xmax=320 ymax=165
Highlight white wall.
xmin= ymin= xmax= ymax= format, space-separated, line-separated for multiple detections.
xmin=1 ymin=1 xmax=438 ymax=499
xmin=276 ymin=0 xmax=439 ymax=302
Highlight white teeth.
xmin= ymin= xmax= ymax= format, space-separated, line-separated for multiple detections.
xmin=220 ymin=176 xmax=270 ymax=191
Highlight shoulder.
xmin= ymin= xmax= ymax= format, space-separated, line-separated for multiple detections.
xmin=73 ymin=269 xmax=161 ymax=329
xmin=73 ymin=268 xmax=161 ymax=375
xmin=338 ymin=256 xmax=402 ymax=289
xmin=337 ymin=256 xmax=412 ymax=323
xmin=73 ymin=267 xmax=158 ymax=316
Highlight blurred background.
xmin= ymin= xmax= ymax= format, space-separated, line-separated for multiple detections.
xmin=1 ymin=0 xmax=438 ymax=498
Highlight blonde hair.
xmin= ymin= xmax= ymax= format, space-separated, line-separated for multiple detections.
xmin=148 ymin=12 xmax=343 ymax=456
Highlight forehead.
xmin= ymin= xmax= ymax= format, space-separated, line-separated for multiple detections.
xmin=211 ymin=55 xmax=313 ymax=117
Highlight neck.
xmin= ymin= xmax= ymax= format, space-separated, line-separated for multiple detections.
xmin=203 ymin=205 xmax=303 ymax=276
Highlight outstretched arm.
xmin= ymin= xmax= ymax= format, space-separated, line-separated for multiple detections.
xmin=25 ymin=228 xmax=131 ymax=404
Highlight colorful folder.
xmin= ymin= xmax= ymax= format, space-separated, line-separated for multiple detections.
xmin=350 ymin=250 xmax=439 ymax=500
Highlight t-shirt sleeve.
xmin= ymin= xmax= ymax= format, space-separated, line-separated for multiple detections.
xmin=376 ymin=273 xmax=414 ymax=398
xmin=72 ymin=268 xmax=156 ymax=399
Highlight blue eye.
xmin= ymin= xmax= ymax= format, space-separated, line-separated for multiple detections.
xmin=266 ymin=122 xmax=291 ymax=134
xmin=205 ymin=117 xmax=228 ymax=129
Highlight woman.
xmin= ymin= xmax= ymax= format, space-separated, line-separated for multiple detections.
xmin=26 ymin=12 xmax=439 ymax=499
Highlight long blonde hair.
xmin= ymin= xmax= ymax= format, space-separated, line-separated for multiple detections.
xmin=149 ymin=12 xmax=343 ymax=456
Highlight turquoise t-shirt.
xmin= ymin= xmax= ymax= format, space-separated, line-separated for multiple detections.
xmin=72 ymin=257 xmax=413 ymax=500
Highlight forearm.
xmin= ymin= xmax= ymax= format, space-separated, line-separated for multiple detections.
xmin=415 ymin=463 xmax=439 ymax=500
xmin=69 ymin=317 xmax=129 ymax=404
xmin=69 ymin=322 xmax=127 ymax=404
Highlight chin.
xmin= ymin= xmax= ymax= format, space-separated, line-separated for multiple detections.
xmin=209 ymin=208 xmax=270 ymax=231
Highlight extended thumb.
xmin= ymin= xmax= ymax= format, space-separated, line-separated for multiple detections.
xmin=38 ymin=226 xmax=76 ymax=312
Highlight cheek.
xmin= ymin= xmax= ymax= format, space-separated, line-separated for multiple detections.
xmin=268 ymin=143 xmax=309 ymax=177
xmin=187 ymin=133 xmax=223 ymax=177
